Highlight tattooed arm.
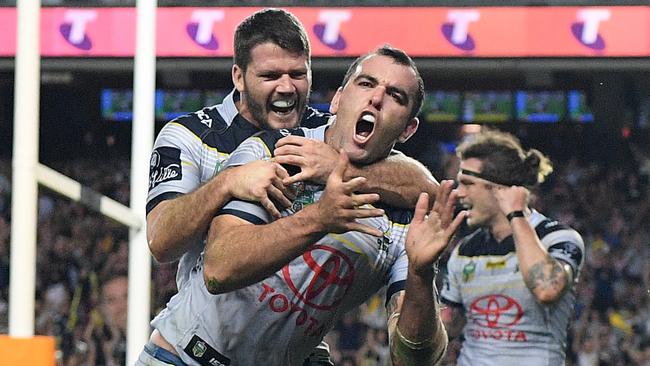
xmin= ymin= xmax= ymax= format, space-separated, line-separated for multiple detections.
xmin=509 ymin=216 xmax=573 ymax=305
xmin=493 ymin=185 xmax=572 ymax=305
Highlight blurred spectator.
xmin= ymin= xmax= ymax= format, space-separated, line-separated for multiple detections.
xmin=82 ymin=272 xmax=128 ymax=366
xmin=355 ymin=327 xmax=389 ymax=366
xmin=333 ymin=311 xmax=366 ymax=360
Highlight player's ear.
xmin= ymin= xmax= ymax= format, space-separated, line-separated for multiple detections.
xmin=397 ymin=117 xmax=419 ymax=143
xmin=232 ymin=64 xmax=245 ymax=93
xmin=329 ymin=87 xmax=343 ymax=114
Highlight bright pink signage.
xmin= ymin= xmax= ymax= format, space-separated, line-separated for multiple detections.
xmin=0 ymin=6 xmax=648 ymax=57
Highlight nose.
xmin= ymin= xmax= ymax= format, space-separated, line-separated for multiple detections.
xmin=456 ymin=183 xmax=467 ymax=198
xmin=276 ymin=74 xmax=295 ymax=94
xmin=369 ymin=86 xmax=386 ymax=109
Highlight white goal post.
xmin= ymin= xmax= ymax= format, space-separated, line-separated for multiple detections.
xmin=10 ymin=1 xmax=157 ymax=365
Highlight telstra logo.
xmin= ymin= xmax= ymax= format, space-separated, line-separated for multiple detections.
xmin=571 ymin=9 xmax=610 ymax=50
xmin=59 ymin=10 xmax=97 ymax=50
xmin=187 ymin=10 xmax=224 ymax=50
xmin=313 ymin=10 xmax=350 ymax=51
xmin=442 ymin=10 xmax=480 ymax=51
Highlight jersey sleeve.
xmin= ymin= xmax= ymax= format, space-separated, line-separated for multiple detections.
xmin=147 ymin=121 xmax=204 ymax=214
xmin=538 ymin=224 xmax=585 ymax=280
xmin=217 ymin=136 xmax=274 ymax=224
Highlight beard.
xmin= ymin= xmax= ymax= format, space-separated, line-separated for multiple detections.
xmin=241 ymin=79 xmax=310 ymax=131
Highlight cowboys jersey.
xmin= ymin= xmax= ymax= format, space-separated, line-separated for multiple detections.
xmin=441 ymin=210 xmax=584 ymax=366
xmin=146 ymin=89 xmax=329 ymax=288
xmin=151 ymin=125 xmax=413 ymax=365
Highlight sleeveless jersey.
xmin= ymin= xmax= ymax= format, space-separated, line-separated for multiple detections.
xmin=151 ymin=125 xmax=412 ymax=366
xmin=146 ymin=90 xmax=329 ymax=288
xmin=441 ymin=210 xmax=585 ymax=366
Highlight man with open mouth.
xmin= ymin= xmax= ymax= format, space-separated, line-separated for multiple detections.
xmin=142 ymin=45 xmax=454 ymax=366
xmin=141 ymin=8 xmax=440 ymax=366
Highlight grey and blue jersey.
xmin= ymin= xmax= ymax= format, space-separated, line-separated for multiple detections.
xmin=146 ymin=90 xmax=329 ymax=288
xmin=151 ymin=126 xmax=413 ymax=366
xmin=441 ymin=210 xmax=585 ymax=366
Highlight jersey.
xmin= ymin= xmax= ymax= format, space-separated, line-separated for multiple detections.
xmin=151 ymin=126 xmax=413 ymax=366
xmin=441 ymin=210 xmax=585 ymax=366
xmin=146 ymin=89 xmax=329 ymax=288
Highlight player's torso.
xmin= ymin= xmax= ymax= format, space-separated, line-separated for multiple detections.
xmin=150 ymin=93 xmax=329 ymax=288
xmin=155 ymin=208 xmax=408 ymax=366
xmin=450 ymin=213 xmax=577 ymax=366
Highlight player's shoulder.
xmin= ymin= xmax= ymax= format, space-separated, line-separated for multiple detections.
xmin=301 ymin=106 xmax=331 ymax=128
xmin=532 ymin=211 xmax=584 ymax=246
xmin=163 ymin=106 xmax=229 ymax=140
xmin=533 ymin=217 xmax=573 ymax=237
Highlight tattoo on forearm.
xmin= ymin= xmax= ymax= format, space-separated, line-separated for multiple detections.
xmin=525 ymin=256 xmax=566 ymax=292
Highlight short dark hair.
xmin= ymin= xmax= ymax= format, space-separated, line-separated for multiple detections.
xmin=456 ymin=128 xmax=553 ymax=187
xmin=341 ymin=45 xmax=424 ymax=120
xmin=234 ymin=8 xmax=311 ymax=72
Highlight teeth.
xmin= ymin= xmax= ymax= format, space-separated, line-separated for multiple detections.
xmin=361 ymin=114 xmax=375 ymax=123
xmin=272 ymin=100 xmax=295 ymax=108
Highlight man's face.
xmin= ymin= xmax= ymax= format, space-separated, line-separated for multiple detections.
xmin=327 ymin=54 xmax=418 ymax=165
xmin=456 ymin=158 xmax=501 ymax=228
xmin=233 ymin=42 xmax=311 ymax=130
xmin=101 ymin=276 xmax=128 ymax=331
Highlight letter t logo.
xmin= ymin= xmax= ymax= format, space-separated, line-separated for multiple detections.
xmin=60 ymin=10 xmax=97 ymax=50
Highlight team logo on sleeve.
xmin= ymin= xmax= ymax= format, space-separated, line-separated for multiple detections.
xmin=548 ymin=241 xmax=583 ymax=266
xmin=149 ymin=147 xmax=182 ymax=189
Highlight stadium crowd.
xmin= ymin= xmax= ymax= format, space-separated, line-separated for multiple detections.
xmin=0 ymin=130 xmax=648 ymax=365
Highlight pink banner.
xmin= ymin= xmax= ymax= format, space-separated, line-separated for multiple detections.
xmin=0 ymin=6 xmax=648 ymax=58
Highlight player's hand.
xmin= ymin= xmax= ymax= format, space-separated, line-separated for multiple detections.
xmin=274 ymin=135 xmax=338 ymax=185
xmin=314 ymin=151 xmax=384 ymax=237
xmin=226 ymin=160 xmax=295 ymax=219
xmin=405 ymin=181 xmax=466 ymax=275
xmin=492 ymin=185 xmax=529 ymax=216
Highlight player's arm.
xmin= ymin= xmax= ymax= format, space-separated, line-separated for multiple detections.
xmin=509 ymin=217 xmax=576 ymax=304
xmin=387 ymin=286 xmax=447 ymax=366
xmin=350 ymin=152 xmax=439 ymax=209
xmin=274 ymin=135 xmax=438 ymax=208
xmin=202 ymin=152 xmax=385 ymax=294
xmin=387 ymin=183 xmax=466 ymax=366
xmin=493 ymin=185 xmax=573 ymax=304
xmin=147 ymin=160 xmax=294 ymax=263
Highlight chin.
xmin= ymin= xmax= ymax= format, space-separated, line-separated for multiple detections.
xmin=344 ymin=149 xmax=370 ymax=164
xmin=465 ymin=216 xmax=479 ymax=228
xmin=267 ymin=118 xmax=299 ymax=130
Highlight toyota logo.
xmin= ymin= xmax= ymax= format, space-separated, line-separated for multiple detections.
xmin=469 ymin=294 xmax=523 ymax=328
xmin=282 ymin=245 xmax=355 ymax=311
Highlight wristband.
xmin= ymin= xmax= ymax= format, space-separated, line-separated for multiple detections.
xmin=506 ymin=210 xmax=525 ymax=221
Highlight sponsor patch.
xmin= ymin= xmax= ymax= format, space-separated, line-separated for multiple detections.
xmin=183 ymin=335 xmax=231 ymax=366
xmin=149 ymin=146 xmax=182 ymax=190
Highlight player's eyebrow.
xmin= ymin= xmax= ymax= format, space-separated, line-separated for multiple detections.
xmin=354 ymin=73 xmax=409 ymax=105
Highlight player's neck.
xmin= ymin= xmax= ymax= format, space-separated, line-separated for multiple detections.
xmin=490 ymin=214 xmax=513 ymax=242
